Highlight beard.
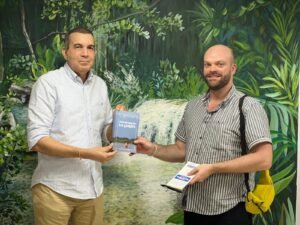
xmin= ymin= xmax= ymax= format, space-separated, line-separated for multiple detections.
xmin=204 ymin=72 xmax=231 ymax=90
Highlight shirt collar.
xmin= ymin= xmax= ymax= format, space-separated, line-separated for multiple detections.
xmin=64 ymin=63 xmax=94 ymax=83
xmin=201 ymin=85 xmax=237 ymax=105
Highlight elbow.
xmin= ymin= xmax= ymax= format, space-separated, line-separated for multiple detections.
xmin=31 ymin=143 xmax=40 ymax=152
xmin=253 ymin=142 xmax=273 ymax=171
xmin=30 ymin=136 xmax=49 ymax=153
xmin=261 ymin=151 xmax=273 ymax=170
xmin=263 ymin=158 xmax=272 ymax=170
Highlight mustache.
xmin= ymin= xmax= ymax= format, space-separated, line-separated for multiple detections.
xmin=205 ymin=72 xmax=221 ymax=77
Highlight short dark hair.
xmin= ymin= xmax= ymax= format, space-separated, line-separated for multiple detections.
xmin=64 ymin=27 xmax=94 ymax=49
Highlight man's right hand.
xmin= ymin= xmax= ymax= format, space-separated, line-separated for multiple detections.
xmin=90 ymin=144 xmax=117 ymax=162
xmin=134 ymin=136 xmax=156 ymax=156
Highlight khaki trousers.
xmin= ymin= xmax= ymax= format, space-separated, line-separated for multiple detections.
xmin=32 ymin=183 xmax=104 ymax=225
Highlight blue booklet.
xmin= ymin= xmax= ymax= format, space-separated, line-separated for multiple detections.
xmin=112 ymin=111 xmax=140 ymax=153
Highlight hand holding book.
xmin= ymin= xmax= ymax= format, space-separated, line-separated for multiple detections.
xmin=161 ymin=161 xmax=199 ymax=192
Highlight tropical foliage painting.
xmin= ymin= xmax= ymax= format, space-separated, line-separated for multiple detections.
xmin=0 ymin=0 xmax=299 ymax=225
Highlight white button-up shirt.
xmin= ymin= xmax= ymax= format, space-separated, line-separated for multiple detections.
xmin=27 ymin=63 xmax=112 ymax=199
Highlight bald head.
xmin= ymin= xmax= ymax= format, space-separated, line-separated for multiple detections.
xmin=204 ymin=44 xmax=235 ymax=64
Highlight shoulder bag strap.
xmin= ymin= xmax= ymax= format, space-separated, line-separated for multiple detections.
xmin=239 ymin=95 xmax=250 ymax=192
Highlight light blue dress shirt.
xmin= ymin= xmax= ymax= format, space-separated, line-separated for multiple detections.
xmin=27 ymin=63 xmax=112 ymax=199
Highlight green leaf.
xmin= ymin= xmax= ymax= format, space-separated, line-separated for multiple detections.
xmin=273 ymin=171 xmax=296 ymax=195
xmin=48 ymin=14 xmax=57 ymax=20
xmin=272 ymin=162 xmax=295 ymax=183
xmin=165 ymin=210 xmax=184 ymax=224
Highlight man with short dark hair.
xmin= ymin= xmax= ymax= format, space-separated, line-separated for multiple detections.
xmin=27 ymin=27 xmax=119 ymax=225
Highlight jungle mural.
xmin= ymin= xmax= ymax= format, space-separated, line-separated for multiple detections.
xmin=0 ymin=0 xmax=299 ymax=225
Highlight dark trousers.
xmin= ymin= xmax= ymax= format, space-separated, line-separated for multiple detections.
xmin=184 ymin=202 xmax=252 ymax=225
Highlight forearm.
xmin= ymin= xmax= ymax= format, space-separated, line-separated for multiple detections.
xmin=32 ymin=136 xmax=83 ymax=159
xmin=32 ymin=136 xmax=114 ymax=162
xmin=212 ymin=142 xmax=272 ymax=174
xmin=151 ymin=142 xmax=185 ymax=163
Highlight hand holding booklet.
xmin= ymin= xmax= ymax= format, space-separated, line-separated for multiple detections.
xmin=161 ymin=161 xmax=199 ymax=192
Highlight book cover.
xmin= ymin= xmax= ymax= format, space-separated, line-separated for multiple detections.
xmin=112 ymin=111 xmax=140 ymax=153
xmin=161 ymin=161 xmax=198 ymax=192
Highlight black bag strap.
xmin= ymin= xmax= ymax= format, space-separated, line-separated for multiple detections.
xmin=239 ymin=95 xmax=250 ymax=192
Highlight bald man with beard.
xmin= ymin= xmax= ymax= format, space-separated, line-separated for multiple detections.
xmin=135 ymin=44 xmax=272 ymax=225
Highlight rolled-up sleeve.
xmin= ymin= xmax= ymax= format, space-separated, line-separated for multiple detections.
xmin=27 ymin=77 xmax=56 ymax=150
xmin=245 ymin=100 xmax=272 ymax=150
